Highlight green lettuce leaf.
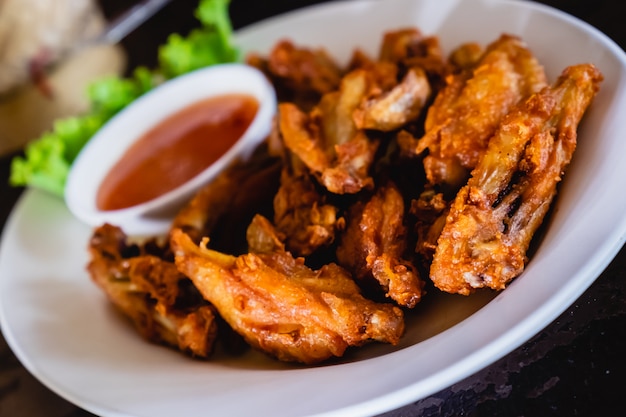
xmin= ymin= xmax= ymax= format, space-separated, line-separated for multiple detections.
xmin=159 ymin=0 xmax=238 ymax=78
xmin=10 ymin=0 xmax=237 ymax=197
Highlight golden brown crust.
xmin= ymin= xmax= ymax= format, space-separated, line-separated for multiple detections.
xmin=272 ymin=167 xmax=343 ymax=256
xmin=403 ymin=34 xmax=548 ymax=189
xmin=87 ymin=224 xmax=218 ymax=357
xmin=171 ymin=217 xmax=404 ymax=364
xmin=337 ymin=182 xmax=425 ymax=308
xmin=430 ymin=64 xmax=603 ymax=295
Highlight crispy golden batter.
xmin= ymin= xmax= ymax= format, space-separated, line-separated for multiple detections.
xmin=448 ymin=42 xmax=484 ymax=71
xmin=273 ymin=166 xmax=344 ymax=256
xmin=353 ymin=67 xmax=431 ymax=132
xmin=267 ymin=39 xmax=342 ymax=95
xmin=278 ymin=91 xmax=379 ymax=195
xmin=430 ymin=64 xmax=603 ymax=295
xmin=278 ymin=62 xmax=431 ymax=194
xmin=274 ymin=30 xmax=446 ymax=196
xmin=246 ymin=39 xmax=343 ymax=110
xmin=171 ymin=216 xmax=404 ymax=364
xmin=336 ymin=181 xmax=425 ymax=308
xmin=410 ymin=187 xmax=448 ymax=261
xmin=88 ymin=224 xmax=218 ymax=357
xmin=170 ymin=145 xmax=281 ymax=251
xmin=401 ymin=34 xmax=548 ymax=189
xmin=379 ymin=27 xmax=427 ymax=63
xmin=378 ymin=27 xmax=449 ymax=88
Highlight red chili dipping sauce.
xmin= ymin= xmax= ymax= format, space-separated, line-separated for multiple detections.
xmin=96 ymin=94 xmax=259 ymax=211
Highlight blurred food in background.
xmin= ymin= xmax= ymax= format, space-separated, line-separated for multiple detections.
xmin=0 ymin=0 xmax=126 ymax=155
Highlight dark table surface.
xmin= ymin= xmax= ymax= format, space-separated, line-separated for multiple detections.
xmin=1 ymin=0 xmax=625 ymax=416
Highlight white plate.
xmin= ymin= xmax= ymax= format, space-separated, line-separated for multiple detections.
xmin=2 ymin=0 xmax=626 ymax=416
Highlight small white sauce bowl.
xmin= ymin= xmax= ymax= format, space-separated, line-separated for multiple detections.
xmin=65 ymin=63 xmax=277 ymax=236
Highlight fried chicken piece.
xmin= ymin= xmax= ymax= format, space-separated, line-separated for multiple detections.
xmin=379 ymin=28 xmax=426 ymax=63
xmin=353 ymin=66 xmax=432 ymax=132
xmin=379 ymin=27 xmax=449 ymax=88
xmin=171 ymin=216 xmax=404 ymax=364
xmin=400 ymin=34 xmax=548 ymax=189
xmin=268 ymin=39 xmax=343 ymax=94
xmin=87 ymin=224 xmax=218 ymax=357
xmin=274 ymin=34 xmax=442 ymax=195
xmin=430 ymin=63 xmax=603 ymax=295
xmin=273 ymin=164 xmax=343 ymax=256
xmin=336 ymin=181 xmax=425 ymax=308
xmin=278 ymin=59 xmax=431 ymax=194
xmin=271 ymin=101 xmax=345 ymax=257
xmin=348 ymin=31 xmax=438 ymax=132
xmin=246 ymin=39 xmax=343 ymax=109
xmin=318 ymin=129 xmax=379 ymax=194
xmin=278 ymin=68 xmax=380 ymax=194
xmin=448 ymin=42 xmax=484 ymax=71
xmin=170 ymin=144 xmax=281 ymax=252
xmin=410 ymin=187 xmax=448 ymax=261
xmin=315 ymin=68 xmax=374 ymax=148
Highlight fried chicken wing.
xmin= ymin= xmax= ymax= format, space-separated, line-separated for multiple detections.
xmin=268 ymin=39 xmax=343 ymax=95
xmin=171 ymin=216 xmax=404 ymax=364
xmin=336 ymin=181 xmax=425 ymax=308
xmin=318 ymin=130 xmax=379 ymax=194
xmin=430 ymin=63 xmax=603 ymax=295
xmin=279 ymin=60 xmax=432 ymax=194
xmin=88 ymin=224 xmax=218 ymax=357
xmin=273 ymin=165 xmax=343 ymax=257
xmin=278 ymin=71 xmax=380 ymax=195
xmin=353 ymin=66 xmax=432 ymax=132
xmin=246 ymin=39 xmax=343 ymax=110
xmin=378 ymin=27 xmax=449 ymax=88
xmin=400 ymin=34 xmax=548 ymax=189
